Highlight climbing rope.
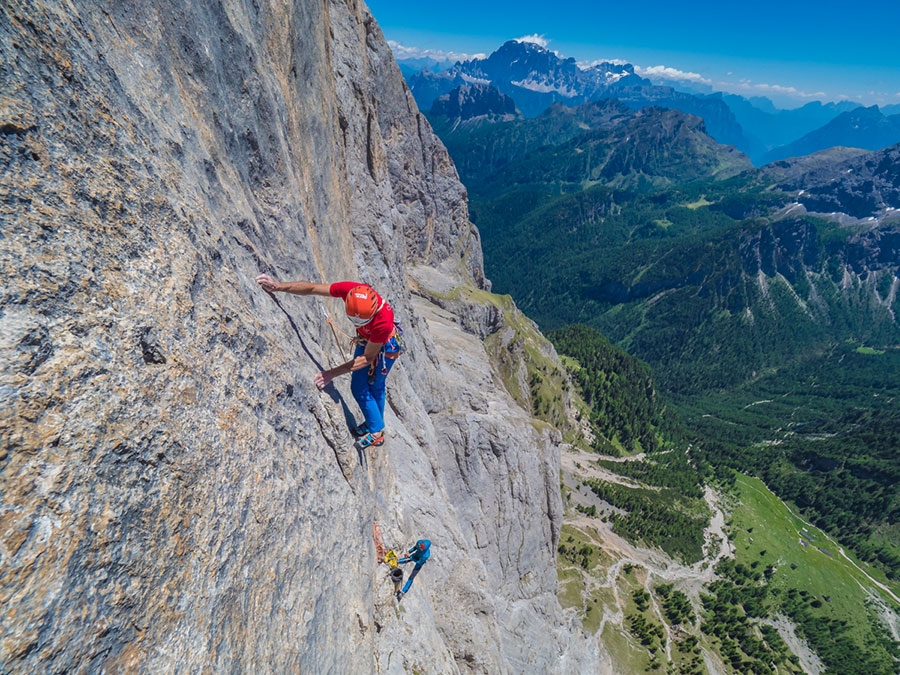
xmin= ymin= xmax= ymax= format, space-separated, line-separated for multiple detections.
xmin=320 ymin=302 xmax=352 ymax=362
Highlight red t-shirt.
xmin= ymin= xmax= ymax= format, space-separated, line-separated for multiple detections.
xmin=330 ymin=281 xmax=395 ymax=343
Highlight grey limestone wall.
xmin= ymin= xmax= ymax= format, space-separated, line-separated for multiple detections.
xmin=0 ymin=1 xmax=598 ymax=672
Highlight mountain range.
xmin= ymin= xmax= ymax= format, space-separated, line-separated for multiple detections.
xmin=719 ymin=95 xmax=862 ymax=158
xmin=407 ymin=39 xmax=649 ymax=116
xmin=401 ymin=39 xmax=900 ymax=166
xmin=428 ymin=82 xmax=522 ymax=126
xmin=436 ymin=94 xmax=900 ymax=392
xmin=769 ymin=142 xmax=900 ymax=219
xmin=428 ymin=94 xmax=751 ymax=191
xmin=408 ymin=39 xmax=750 ymax=152
xmin=761 ymin=105 xmax=900 ymax=164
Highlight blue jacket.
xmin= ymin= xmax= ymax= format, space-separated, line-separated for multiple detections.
xmin=400 ymin=539 xmax=431 ymax=567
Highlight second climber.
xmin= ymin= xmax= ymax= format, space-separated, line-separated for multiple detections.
xmin=396 ymin=539 xmax=431 ymax=602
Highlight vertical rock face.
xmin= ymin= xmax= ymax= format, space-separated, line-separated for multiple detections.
xmin=1 ymin=1 xmax=596 ymax=672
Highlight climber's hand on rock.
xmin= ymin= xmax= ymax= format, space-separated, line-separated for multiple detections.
xmin=256 ymin=274 xmax=281 ymax=293
xmin=314 ymin=370 xmax=333 ymax=390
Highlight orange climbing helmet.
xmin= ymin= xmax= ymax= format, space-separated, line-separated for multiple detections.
xmin=345 ymin=284 xmax=382 ymax=326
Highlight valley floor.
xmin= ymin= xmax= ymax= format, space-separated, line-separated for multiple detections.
xmin=558 ymin=445 xmax=900 ymax=675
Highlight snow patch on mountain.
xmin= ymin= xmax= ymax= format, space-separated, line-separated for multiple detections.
xmin=461 ymin=73 xmax=492 ymax=85
xmin=599 ymin=71 xmax=628 ymax=84
xmin=512 ymin=78 xmax=578 ymax=96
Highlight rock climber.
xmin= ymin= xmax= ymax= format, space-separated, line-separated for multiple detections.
xmin=396 ymin=539 xmax=431 ymax=601
xmin=256 ymin=274 xmax=402 ymax=448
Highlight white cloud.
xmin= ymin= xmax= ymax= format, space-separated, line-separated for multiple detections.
xmin=386 ymin=40 xmax=484 ymax=63
xmin=733 ymin=80 xmax=825 ymax=100
xmin=513 ymin=34 xmax=550 ymax=48
xmin=636 ymin=65 xmax=712 ymax=85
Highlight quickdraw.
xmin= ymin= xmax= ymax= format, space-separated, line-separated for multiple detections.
xmin=356 ymin=324 xmax=404 ymax=382
xmin=385 ymin=323 xmax=404 ymax=360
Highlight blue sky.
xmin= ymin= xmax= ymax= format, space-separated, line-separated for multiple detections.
xmin=366 ymin=0 xmax=900 ymax=109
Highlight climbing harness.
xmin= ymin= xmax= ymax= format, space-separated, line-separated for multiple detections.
xmin=356 ymin=323 xmax=405 ymax=383
xmin=321 ymin=298 xmax=405 ymax=384
xmin=386 ymin=323 xmax=404 ymax=359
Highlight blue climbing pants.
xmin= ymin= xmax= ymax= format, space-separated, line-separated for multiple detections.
xmin=402 ymin=562 xmax=424 ymax=594
xmin=350 ymin=337 xmax=398 ymax=434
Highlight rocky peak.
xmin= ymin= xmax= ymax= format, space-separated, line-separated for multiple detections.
xmin=773 ymin=143 xmax=900 ymax=219
xmin=457 ymin=39 xmax=649 ymax=99
xmin=405 ymin=39 xmax=747 ymax=149
xmin=429 ymin=83 xmax=521 ymax=122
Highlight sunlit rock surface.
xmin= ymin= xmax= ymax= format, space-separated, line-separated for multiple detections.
xmin=0 ymin=1 xmax=599 ymax=671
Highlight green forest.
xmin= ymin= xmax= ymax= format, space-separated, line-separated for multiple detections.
xmin=471 ymin=176 xmax=899 ymax=395
xmin=685 ymin=345 xmax=900 ymax=580
xmin=548 ymin=311 xmax=900 ymax=583
xmin=429 ymin=97 xmax=900 ymax=666
xmin=441 ymin=107 xmax=900 ymax=585
xmin=549 ymin=324 xmax=677 ymax=455
xmin=700 ymin=556 xmax=900 ymax=675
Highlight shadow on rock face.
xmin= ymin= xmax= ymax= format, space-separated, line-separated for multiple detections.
xmin=265 ymin=291 xmax=362 ymax=481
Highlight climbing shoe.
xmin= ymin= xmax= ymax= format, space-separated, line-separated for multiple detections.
xmin=351 ymin=422 xmax=370 ymax=437
xmin=357 ymin=431 xmax=385 ymax=449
